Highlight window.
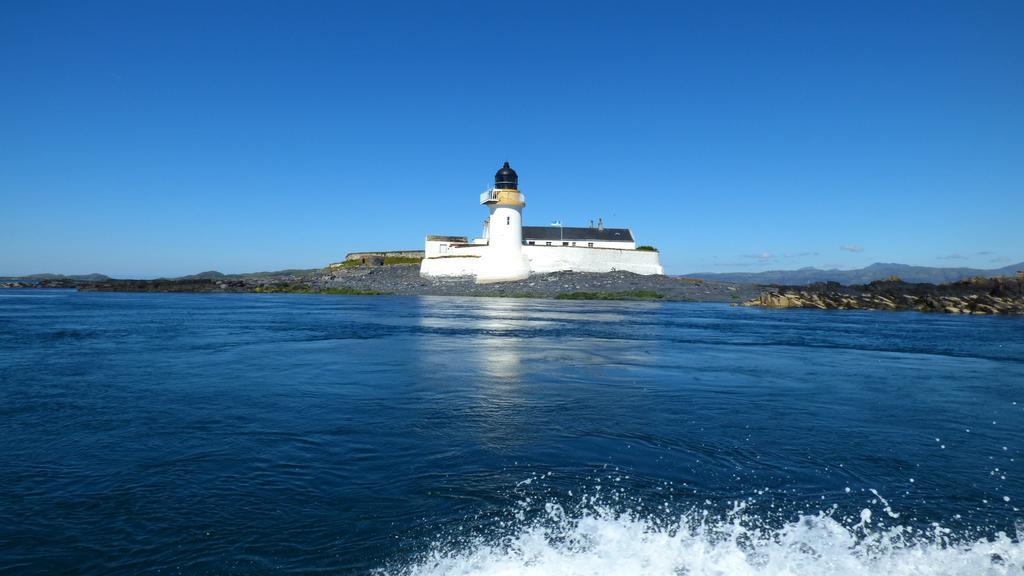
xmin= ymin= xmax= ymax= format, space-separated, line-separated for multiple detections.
xmin=506 ymin=216 xmax=510 ymax=225
xmin=571 ymin=242 xmax=576 ymax=246
xmin=562 ymin=242 xmax=569 ymax=246
xmin=588 ymin=242 xmax=594 ymax=247
xmin=546 ymin=241 xmax=552 ymax=246
xmin=527 ymin=241 xmax=535 ymax=245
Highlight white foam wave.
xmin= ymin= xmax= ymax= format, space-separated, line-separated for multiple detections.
xmin=390 ymin=506 xmax=1022 ymax=576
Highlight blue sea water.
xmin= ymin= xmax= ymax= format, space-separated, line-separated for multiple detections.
xmin=1 ymin=289 xmax=1022 ymax=575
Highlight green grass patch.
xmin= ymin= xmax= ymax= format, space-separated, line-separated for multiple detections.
xmin=383 ymin=256 xmax=423 ymax=265
xmin=636 ymin=245 xmax=659 ymax=252
xmin=555 ymin=290 xmax=664 ymax=301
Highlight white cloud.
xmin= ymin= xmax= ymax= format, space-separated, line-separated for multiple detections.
xmin=840 ymin=244 xmax=864 ymax=253
xmin=741 ymin=251 xmax=774 ymax=261
xmin=937 ymin=253 xmax=968 ymax=260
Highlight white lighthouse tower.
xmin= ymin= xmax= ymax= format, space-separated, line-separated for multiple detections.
xmin=476 ymin=162 xmax=531 ymax=283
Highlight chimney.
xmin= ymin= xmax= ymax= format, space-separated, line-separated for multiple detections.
xmin=589 ymin=219 xmax=594 ymax=229
xmin=597 ymin=217 xmax=603 ymax=231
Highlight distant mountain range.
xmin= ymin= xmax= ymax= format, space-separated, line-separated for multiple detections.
xmin=7 ymin=262 xmax=1023 ymax=287
xmin=2 ymin=270 xmax=320 ymax=282
xmin=0 ymin=273 xmax=111 ymax=282
xmin=683 ymin=261 xmax=1024 ymax=285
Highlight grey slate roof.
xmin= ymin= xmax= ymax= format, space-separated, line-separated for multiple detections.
xmin=522 ymin=226 xmax=634 ymax=243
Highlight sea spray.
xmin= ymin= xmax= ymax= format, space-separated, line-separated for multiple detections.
xmin=388 ymin=502 xmax=1023 ymax=576
xmin=382 ymin=477 xmax=1023 ymax=576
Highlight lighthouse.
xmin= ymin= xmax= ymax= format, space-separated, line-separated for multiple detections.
xmin=476 ymin=162 xmax=531 ymax=283
xmin=420 ymin=162 xmax=663 ymax=280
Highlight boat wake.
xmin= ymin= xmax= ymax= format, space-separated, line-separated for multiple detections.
xmin=385 ymin=500 xmax=1022 ymax=576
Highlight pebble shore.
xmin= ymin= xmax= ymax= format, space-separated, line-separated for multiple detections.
xmin=319 ymin=265 xmax=758 ymax=301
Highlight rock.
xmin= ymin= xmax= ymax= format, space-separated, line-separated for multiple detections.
xmin=743 ymin=276 xmax=1024 ymax=315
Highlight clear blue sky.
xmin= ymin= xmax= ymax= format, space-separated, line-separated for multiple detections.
xmin=2 ymin=1 xmax=1022 ymax=277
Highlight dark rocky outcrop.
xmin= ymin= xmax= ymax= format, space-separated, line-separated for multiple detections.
xmin=75 ymin=278 xmax=254 ymax=293
xmin=744 ymin=275 xmax=1024 ymax=315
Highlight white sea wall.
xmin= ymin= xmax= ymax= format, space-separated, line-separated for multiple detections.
xmin=525 ymin=245 xmax=663 ymax=275
xmin=421 ymin=245 xmax=663 ymax=278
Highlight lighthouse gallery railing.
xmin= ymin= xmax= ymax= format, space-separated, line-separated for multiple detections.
xmin=480 ymin=189 xmax=526 ymax=204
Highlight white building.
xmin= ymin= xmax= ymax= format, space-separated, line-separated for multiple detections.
xmin=421 ymin=163 xmax=663 ymax=283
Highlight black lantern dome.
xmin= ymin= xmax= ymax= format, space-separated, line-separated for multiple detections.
xmin=494 ymin=162 xmax=518 ymax=190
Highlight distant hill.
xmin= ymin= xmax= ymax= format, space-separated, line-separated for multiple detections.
xmin=174 ymin=269 xmax=321 ymax=280
xmin=176 ymin=271 xmax=228 ymax=280
xmin=0 ymin=273 xmax=111 ymax=282
xmin=683 ymin=261 xmax=1024 ymax=285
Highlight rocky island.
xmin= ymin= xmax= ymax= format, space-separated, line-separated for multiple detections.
xmin=6 ymin=264 xmax=1024 ymax=314
xmin=50 ymin=265 xmax=760 ymax=302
